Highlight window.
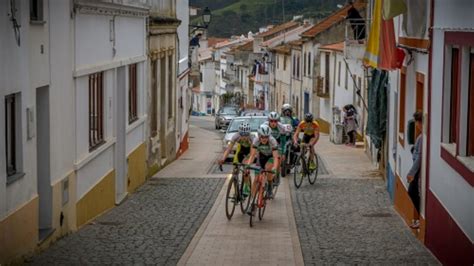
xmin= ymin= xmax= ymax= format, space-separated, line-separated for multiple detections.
xmin=308 ymin=52 xmax=312 ymax=76
xmin=297 ymin=55 xmax=300 ymax=78
xmin=168 ymin=55 xmax=173 ymax=119
xmin=415 ymin=73 xmax=424 ymax=138
xmin=468 ymin=52 xmax=474 ymax=156
xmin=277 ymin=55 xmax=279 ymax=69
xmin=283 ymin=55 xmax=287 ymax=71
xmin=5 ymin=93 xmax=22 ymax=179
xmin=128 ymin=64 xmax=138 ymax=124
xmin=292 ymin=55 xmax=296 ymax=77
xmin=345 ymin=67 xmax=349 ymax=90
xmin=352 ymin=74 xmax=357 ymax=103
xmin=338 ymin=61 xmax=341 ymax=86
xmin=151 ymin=60 xmax=158 ymax=137
xmin=449 ymin=47 xmax=460 ymax=144
xmin=358 ymin=76 xmax=362 ymax=107
xmin=303 ymin=52 xmax=307 ymax=76
xmin=89 ymin=72 xmax=105 ymax=150
xmin=30 ymin=0 xmax=43 ymax=22
xmin=399 ymin=67 xmax=407 ymax=146
xmin=325 ymin=53 xmax=330 ymax=92
xmin=440 ymin=32 xmax=474 ymax=183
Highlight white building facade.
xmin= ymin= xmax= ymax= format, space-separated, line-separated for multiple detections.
xmin=1 ymin=0 xmax=150 ymax=263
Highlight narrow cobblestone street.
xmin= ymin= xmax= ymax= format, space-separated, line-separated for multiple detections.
xmin=30 ymin=117 xmax=438 ymax=265
xmin=31 ymin=177 xmax=224 ymax=265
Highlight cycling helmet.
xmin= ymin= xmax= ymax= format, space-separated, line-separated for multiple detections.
xmin=282 ymin=103 xmax=292 ymax=113
xmin=258 ymin=124 xmax=272 ymax=137
xmin=238 ymin=122 xmax=251 ymax=136
xmin=304 ymin=113 xmax=314 ymax=122
xmin=268 ymin=111 xmax=280 ymax=121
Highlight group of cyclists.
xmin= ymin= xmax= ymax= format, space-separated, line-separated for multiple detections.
xmin=217 ymin=103 xmax=320 ymax=214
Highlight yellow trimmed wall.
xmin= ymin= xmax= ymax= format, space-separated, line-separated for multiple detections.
xmin=0 ymin=197 xmax=39 ymax=264
xmin=127 ymin=143 xmax=147 ymax=193
xmin=316 ymin=118 xmax=330 ymax=134
xmin=76 ymin=170 xmax=115 ymax=227
xmin=394 ymin=174 xmax=425 ymax=242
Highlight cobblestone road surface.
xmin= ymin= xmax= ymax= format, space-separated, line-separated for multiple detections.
xmin=31 ymin=178 xmax=224 ymax=265
xmin=291 ymin=177 xmax=439 ymax=265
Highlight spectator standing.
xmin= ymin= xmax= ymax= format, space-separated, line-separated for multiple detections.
xmin=407 ymin=111 xmax=423 ymax=229
xmin=343 ymin=104 xmax=358 ymax=146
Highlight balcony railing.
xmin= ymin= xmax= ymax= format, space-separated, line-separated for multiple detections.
xmin=344 ymin=19 xmax=370 ymax=60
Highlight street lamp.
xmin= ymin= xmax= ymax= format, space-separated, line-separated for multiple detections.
xmin=190 ymin=7 xmax=212 ymax=33
xmin=202 ymin=7 xmax=212 ymax=27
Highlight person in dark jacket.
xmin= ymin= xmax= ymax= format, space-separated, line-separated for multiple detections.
xmin=343 ymin=104 xmax=358 ymax=146
xmin=189 ymin=33 xmax=202 ymax=47
xmin=407 ymin=111 xmax=423 ymax=229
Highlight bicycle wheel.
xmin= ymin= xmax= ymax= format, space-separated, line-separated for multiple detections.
xmin=225 ymin=178 xmax=238 ymax=220
xmin=249 ymin=182 xmax=260 ymax=227
xmin=272 ymin=173 xmax=280 ymax=198
xmin=293 ymin=156 xmax=305 ymax=188
xmin=239 ymin=174 xmax=252 ymax=214
xmin=308 ymin=155 xmax=319 ymax=185
xmin=280 ymin=159 xmax=287 ymax=177
xmin=258 ymin=185 xmax=267 ymax=221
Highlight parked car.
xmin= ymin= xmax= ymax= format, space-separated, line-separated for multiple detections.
xmin=222 ymin=116 xmax=267 ymax=158
xmin=240 ymin=109 xmax=269 ymax=117
xmin=215 ymin=106 xmax=239 ymax=129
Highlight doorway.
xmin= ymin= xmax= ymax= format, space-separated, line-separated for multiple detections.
xmin=36 ymin=86 xmax=53 ymax=241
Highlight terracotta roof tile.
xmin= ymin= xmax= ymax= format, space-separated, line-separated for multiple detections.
xmin=258 ymin=21 xmax=300 ymax=39
xmin=301 ymin=2 xmax=366 ymax=38
xmin=321 ymin=41 xmax=344 ymax=52
xmin=270 ymin=44 xmax=291 ymax=55
xmin=208 ymin=38 xmax=229 ymax=47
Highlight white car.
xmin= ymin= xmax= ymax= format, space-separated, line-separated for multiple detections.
xmin=222 ymin=116 xmax=267 ymax=158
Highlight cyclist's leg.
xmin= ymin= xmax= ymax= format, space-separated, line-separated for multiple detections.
xmin=251 ymin=155 xmax=268 ymax=198
xmin=309 ymin=136 xmax=316 ymax=160
xmin=265 ymin=158 xmax=274 ymax=196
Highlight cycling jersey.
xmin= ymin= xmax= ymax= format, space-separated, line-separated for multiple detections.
xmin=252 ymin=136 xmax=278 ymax=168
xmin=280 ymin=116 xmax=299 ymax=128
xmin=262 ymin=121 xmax=292 ymax=154
xmin=230 ymin=133 xmax=254 ymax=163
xmin=252 ymin=136 xmax=278 ymax=157
xmin=262 ymin=121 xmax=291 ymax=140
xmin=230 ymin=133 xmax=254 ymax=148
xmin=298 ymin=121 xmax=320 ymax=136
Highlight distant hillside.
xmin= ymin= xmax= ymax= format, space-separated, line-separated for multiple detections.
xmin=190 ymin=0 xmax=346 ymax=37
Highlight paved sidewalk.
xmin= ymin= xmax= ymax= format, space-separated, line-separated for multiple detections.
xmin=179 ymin=176 xmax=304 ymax=266
xmin=156 ymin=118 xmax=223 ymax=178
xmin=291 ymin=134 xmax=439 ymax=265
xmin=315 ymin=135 xmax=380 ymax=178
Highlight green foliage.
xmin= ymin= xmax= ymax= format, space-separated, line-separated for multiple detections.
xmin=190 ymin=0 xmax=346 ymax=37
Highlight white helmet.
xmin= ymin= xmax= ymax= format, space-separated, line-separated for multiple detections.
xmin=258 ymin=124 xmax=272 ymax=137
xmin=268 ymin=111 xmax=280 ymax=121
xmin=282 ymin=103 xmax=292 ymax=113
xmin=238 ymin=122 xmax=251 ymax=135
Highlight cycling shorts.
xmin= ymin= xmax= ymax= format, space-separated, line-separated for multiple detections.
xmin=302 ymin=134 xmax=316 ymax=144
